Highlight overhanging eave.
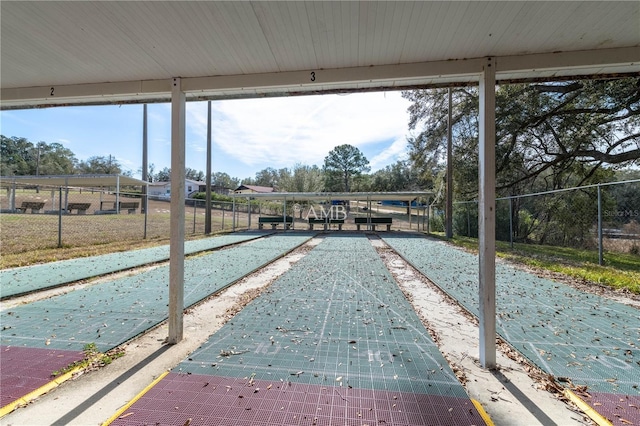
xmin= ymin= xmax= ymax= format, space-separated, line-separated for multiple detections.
xmin=2 ymin=47 xmax=638 ymax=110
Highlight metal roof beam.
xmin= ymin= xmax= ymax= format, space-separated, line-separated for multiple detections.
xmin=2 ymin=47 xmax=637 ymax=110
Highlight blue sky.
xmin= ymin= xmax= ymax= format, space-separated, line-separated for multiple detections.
xmin=0 ymin=91 xmax=413 ymax=181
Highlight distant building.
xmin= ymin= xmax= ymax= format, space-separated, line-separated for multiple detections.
xmin=234 ymin=184 xmax=276 ymax=194
xmin=148 ymin=179 xmax=214 ymax=199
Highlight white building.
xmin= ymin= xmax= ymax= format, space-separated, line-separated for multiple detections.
xmin=148 ymin=179 xmax=206 ymax=199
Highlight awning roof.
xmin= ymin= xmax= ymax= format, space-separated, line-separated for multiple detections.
xmin=1 ymin=2 xmax=638 ymax=109
xmin=0 ymin=174 xmax=148 ymax=188
xmin=230 ymin=191 xmax=431 ymax=202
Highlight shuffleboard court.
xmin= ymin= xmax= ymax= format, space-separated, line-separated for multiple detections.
xmin=0 ymin=233 xmax=313 ymax=412
xmin=0 ymin=231 xmax=270 ymax=299
xmin=107 ymin=234 xmax=487 ymax=426
xmin=382 ymin=233 xmax=640 ymax=426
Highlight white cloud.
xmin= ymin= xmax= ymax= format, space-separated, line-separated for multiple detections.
xmin=187 ymin=92 xmax=411 ymax=170
xmin=369 ymin=137 xmax=409 ymax=171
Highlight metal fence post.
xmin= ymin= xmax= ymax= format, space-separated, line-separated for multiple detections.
xmin=11 ymin=182 xmax=16 ymax=210
xmin=143 ymin=193 xmax=148 ymax=239
xmin=598 ymin=184 xmax=603 ymax=265
xmin=247 ymin=197 xmax=252 ymax=229
xmin=509 ymin=197 xmax=514 ymax=249
xmin=58 ymin=187 xmax=63 ymax=248
xmin=193 ymin=199 xmax=197 ymax=234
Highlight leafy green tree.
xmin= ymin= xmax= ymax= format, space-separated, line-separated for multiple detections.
xmin=323 ymin=144 xmax=370 ymax=192
xmin=403 ymin=78 xmax=640 ymax=197
xmin=279 ymin=164 xmax=324 ymax=193
xmin=185 ymin=168 xmax=204 ymax=181
xmin=1 ymin=136 xmax=77 ymax=176
xmin=253 ymin=167 xmax=281 ymax=188
xmin=403 ymin=78 xmax=640 ymax=247
xmin=1 ymin=135 xmax=36 ymax=175
xmin=370 ymin=160 xmax=419 ymax=192
xmin=154 ymin=167 xmax=171 ymax=182
xmin=145 ymin=163 xmax=156 ymax=182
xmin=38 ymin=142 xmax=76 ymax=175
xmin=211 ymin=172 xmax=239 ymax=189
xmin=77 ymin=155 xmax=122 ymax=174
xmin=607 ymin=169 xmax=640 ymax=227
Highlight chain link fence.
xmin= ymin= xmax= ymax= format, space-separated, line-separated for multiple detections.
xmin=3 ymin=180 xmax=637 ymax=262
xmin=0 ymin=183 xmax=258 ymax=255
xmin=0 ymin=183 xmax=340 ymax=256
xmin=428 ymin=179 xmax=640 ymax=262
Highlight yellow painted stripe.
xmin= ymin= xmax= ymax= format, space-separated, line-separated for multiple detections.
xmin=563 ymin=389 xmax=612 ymax=426
xmin=0 ymin=365 xmax=83 ymax=418
xmin=472 ymin=398 xmax=495 ymax=426
xmin=102 ymin=370 xmax=169 ymax=426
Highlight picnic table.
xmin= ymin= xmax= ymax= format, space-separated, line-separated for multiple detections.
xmin=258 ymin=216 xmax=293 ymax=230
xmin=354 ymin=217 xmax=393 ymax=231
xmin=66 ymin=202 xmax=91 ymax=214
xmin=99 ymin=201 xmax=139 ymax=213
xmin=17 ymin=201 xmax=45 ymax=213
xmin=308 ymin=218 xmax=344 ymax=231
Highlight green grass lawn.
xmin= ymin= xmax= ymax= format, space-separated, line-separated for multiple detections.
xmin=433 ymin=234 xmax=640 ymax=294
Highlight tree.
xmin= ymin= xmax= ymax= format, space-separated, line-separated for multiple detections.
xmin=370 ymin=160 xmax=419 ymax=192
xmin=145 ymin=163 xmax=156 ymax=182
xmin=278 ymin=164 xmax=324 ymax=193
xmin=1 ymin=135 xmax=36 ymax=175
xmin=1 ymin=136 xmax=77 ymax=176
xmin=404 ymin=78 xmax=640 ymax=247
xmin=77 ymin=155 xmax=122 ymax=174
xmin=185 ymin=168 xmax=204 ymax=181
xmin=323 ymin=144 xmax=370 ymax=192
xmin=254 ymin=167 xmax=281 ymax=188
xmin=211 ymin=172 xmax=239 ymax=189
xmin=402 ymin=78 xmax=640 ymax=198
xmin=154 ymin=167 xmax=171 ymax=182
xmin=38 ymin=142 xmax=76 ymax=175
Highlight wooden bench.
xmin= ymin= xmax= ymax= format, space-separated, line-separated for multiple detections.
xmin=258 ymin=216 xmax=293 ymax=230
xmin=17 ymin=201 xmax=45 ymax=213
xmin=100 ymin=201 xmax=139 ymax=213
xmin=66 ymin=202 xmax=91 ymax=214
xmin=119 ymin=201 xmax=139 ymax=214
xmin=308 ymin=218 xmax=344 ymax=231
xmin=354 ymin=217 xmax=393 ymax=231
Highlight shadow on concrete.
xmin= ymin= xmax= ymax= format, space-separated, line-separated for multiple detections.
xmin=491 ymin=368 xmax=558 ymax=426
xmin=51 ymin=344 xmax=170 ymax=426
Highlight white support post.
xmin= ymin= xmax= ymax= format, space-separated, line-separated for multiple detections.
xmin=205 ymin=101 xmax=212 ymax=234
xmin=142 ymin=104 xmax=148 ymax=214
xmin=168 ymin=77 xmax=186 ymax=345
xmin=478 ymin=58 xmax=496 ymax=369
xmin=478 ymin=58 xmax=497 ymax=369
